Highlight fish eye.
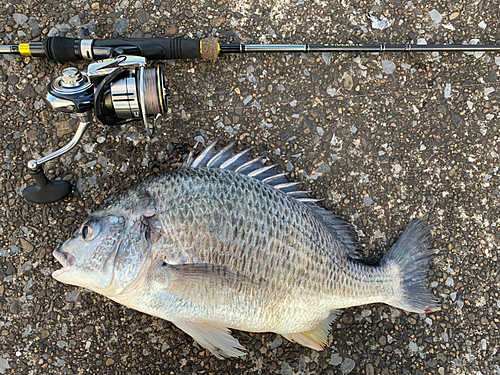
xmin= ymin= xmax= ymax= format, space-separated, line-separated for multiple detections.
xmin=81 ymin=220 xmax=100 ymax=241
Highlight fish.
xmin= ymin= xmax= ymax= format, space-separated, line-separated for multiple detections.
xmin=52 ymin=140 xmax=440 ymax=358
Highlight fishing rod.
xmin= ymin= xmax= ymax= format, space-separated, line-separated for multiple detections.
xmin=4 ymin=36 xmax=499 ymax=204
xmin=2 ymin=36 xmax=500 ymax=62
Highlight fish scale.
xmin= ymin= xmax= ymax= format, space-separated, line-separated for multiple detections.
xmin=52 ymin=141 xmax=440 ymax=359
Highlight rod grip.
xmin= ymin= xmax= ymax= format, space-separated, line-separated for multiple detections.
xmin=93 ymin=37 xmax=219 ymax=61
xmin=43 ymin=37 xmax=79 ymax=62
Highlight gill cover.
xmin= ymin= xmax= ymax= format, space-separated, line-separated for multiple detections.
xmin=53 ymin=215 xmax=125 ymax=292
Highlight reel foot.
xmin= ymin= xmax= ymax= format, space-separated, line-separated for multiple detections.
xmin=22 ymin=167 xmax=72 ymax=204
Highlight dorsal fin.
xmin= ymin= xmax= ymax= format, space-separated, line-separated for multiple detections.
xmin=182 ymin=140 xmax=302 ymax=194
xmin=182 ymin=140 xmax=360 ymax=259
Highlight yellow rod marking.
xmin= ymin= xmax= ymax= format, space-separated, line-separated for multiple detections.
xmin=19 ymin=43 xmax=31 ymax=56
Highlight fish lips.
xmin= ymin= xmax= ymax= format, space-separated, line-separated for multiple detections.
xmin=52 ymin=247 xmax=77 ymax=280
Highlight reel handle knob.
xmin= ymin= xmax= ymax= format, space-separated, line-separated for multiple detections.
xmin=22 ymin=166 xmax=72 ymax=204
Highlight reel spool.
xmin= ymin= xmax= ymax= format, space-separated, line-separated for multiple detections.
xmin=22 ymin=55 xmax=169 ymax=204
xmin=94 ymin=64 xmax=168 ymax=126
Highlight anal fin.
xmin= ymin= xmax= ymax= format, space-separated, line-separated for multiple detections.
xmin=173 ymin=319 xmax=246 ymax=359
xmin=282 ymin=310 xmax=340 ymax=351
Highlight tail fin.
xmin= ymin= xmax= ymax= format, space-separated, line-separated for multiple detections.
xmin=381 ymin=219 xmax=440 ymax=313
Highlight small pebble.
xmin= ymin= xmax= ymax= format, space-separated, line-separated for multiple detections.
xmin=210 ymin=17 xmax=225 ymax=27
xmin=342 ymin=72 xmax=353 ymax=90
xmin=382 ymin=60 xmax=396 ymax=74
xmin=370 ymin=15 xmax=391 ymax=30
xmin=428 ymin=9 xmax=443 ymax=24
xmin=330 ymin=354 xmax=342 ymax=366
xmin=69 ymin=15 xmax=81 ymax=27
xmin=164 ymin=26 xmax=178 ymax=37
xmin=114 ymin=18 xmax=130 ymax=33
xmin=83 ymin=325 xmax=94 ymax=333
xmin=13 ymin=13 xmax=28 ymax=25
xmin=341 ymin=358 xmax=356 ymax=374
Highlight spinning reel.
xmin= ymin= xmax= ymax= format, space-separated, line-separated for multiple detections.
xmin=22 ymin=55 xmax=169 ymax=204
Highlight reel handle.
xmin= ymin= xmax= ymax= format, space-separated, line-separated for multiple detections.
xmin=21 ymin=167 xmax=72 ymax=204
xmin=21 ymin=112 xmax=92 ymax=204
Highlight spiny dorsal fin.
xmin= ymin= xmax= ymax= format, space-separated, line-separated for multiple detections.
xmin=182 ymin=140 xmax=360 ymax=259
xmin=182 ymin=140 xmax=304 ymax=194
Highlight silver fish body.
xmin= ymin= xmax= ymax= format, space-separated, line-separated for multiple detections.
xmin=53 ymin=142 xmax=439 ymax=358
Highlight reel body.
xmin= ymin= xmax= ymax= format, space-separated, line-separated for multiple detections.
xmin=22 ymin=55 xmax=169 ymax=203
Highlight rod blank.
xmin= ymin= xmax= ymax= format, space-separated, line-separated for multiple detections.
xmin=219 ymin=43 xmax=500 ymax=54
xmin=2 ymin=37 xmax=500 ymax=63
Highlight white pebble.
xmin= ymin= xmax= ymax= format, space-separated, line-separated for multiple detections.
xmin=409 ymin=342 xmax=418 ymax=352
xmin=444 ymin=83 xmax=452 ymax=98
xmin=382 ymin=60 xmax=396 ymax=74
xmin=322 ymin=52 xmax=331 ymax=66
xmin=428 ymin=9 xmax=443 ymax=24
xmin=12 ymin=13 xmax=28 ymax=25
xmin=330 ymin=354 xmax=342 ymax=365
xmin=370 ymin=15 xmax=391 ymax=30
xmin=341 ymin=358 xmax=355 ymax=373
xmin=481 ymin=339 xmax=487 ymax=350
xmin=484 ymin=87 xmax=495 ymax=96
xmin=243 ymin=95 xmax=253 ymax=105
xmin=83 ymin=143 xmax=96 ymax=153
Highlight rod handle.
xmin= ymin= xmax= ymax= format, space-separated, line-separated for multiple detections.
xmin=24 ymin=36 xmax=220 ymax=62
xmin=44 ymin=37 xmax=79 ymax=62
xmin=93 ymin=36 xmax=219 ymax=61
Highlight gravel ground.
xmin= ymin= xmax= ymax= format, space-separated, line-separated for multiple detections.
xmin=1 ymin=0 xmax=499 ymax=374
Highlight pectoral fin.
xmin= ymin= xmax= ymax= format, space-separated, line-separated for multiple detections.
xmin=157 ymin=262 xmax=257 ymax=293
xmin=173 ymin=320 xmax=246 ymax=359
xmin=282 ymin=310 xmax=340 ymax=351
xmin=170 ymin=263 xmax=248 ymax=285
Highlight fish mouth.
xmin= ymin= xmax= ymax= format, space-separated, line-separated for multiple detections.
xmin=52 ymin=247 xmax=77 ymax=279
